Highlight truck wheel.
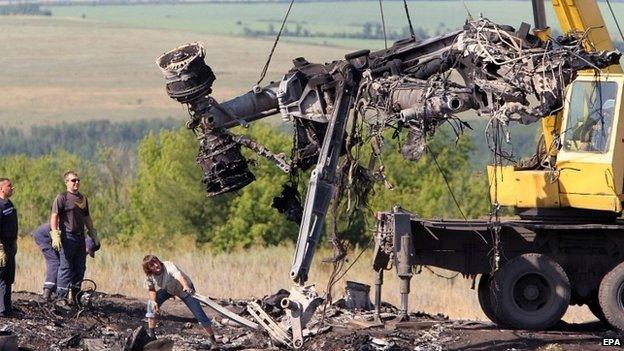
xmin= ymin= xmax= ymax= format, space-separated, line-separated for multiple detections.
xmin=586 ymin=296 xmax=607 ymax=324
xmin=478 ymin=274 xmax=498 ymax=324
xmin=491 ymin=253 xmax=570 ymax=329
xmin=598 ymin=261 xmax=624 ymax=330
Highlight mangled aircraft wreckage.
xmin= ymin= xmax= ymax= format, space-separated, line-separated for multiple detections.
xmin=157 ymin=15 xmax=621 ymax=348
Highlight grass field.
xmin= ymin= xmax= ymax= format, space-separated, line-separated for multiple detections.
xmin=0 ymin=16 xmax=344 ymax=127
xmin=13 ymin=236 xmax=595 ymax=323
xmin=4 ymin=1 xmax=624 ymax=127
xmin=46 ymin=1 xmax=624 ymax=48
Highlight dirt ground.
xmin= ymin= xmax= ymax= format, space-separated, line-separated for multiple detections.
xmin=1 ymin=291 xmax=621 ymax=351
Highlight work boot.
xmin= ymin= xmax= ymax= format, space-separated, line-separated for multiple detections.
xmin=206 ymin=335 xmax=218 ymax=350
xmin=42 ymin=288 xmax=52 ymax=302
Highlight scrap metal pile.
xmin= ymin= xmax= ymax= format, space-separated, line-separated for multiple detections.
xmin=157 ymin=18 xmax=620 ymax=204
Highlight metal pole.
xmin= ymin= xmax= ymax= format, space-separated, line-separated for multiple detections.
xmin=531 ymin=0 xmax=548 ymax=30
xmin=374 ymin=269 xmax=384 ymax=322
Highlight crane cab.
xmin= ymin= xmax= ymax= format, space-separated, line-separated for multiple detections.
xmin=488 ymin=74 xmax=624 ymax=217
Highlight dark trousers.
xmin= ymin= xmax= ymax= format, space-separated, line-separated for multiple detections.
xmin=42 ymin=248 xmax=60 ymax=290
xmin=57 ymin=232 xmax=86 ymax=298
xmin=0 ymin=242 xmax=16 ymax=314
xmin=147 ymin=290 xmax=212 ymax=327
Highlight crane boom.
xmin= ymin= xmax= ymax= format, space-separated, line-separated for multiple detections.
xmin=552 ymin=0 xmax=622 ymax=73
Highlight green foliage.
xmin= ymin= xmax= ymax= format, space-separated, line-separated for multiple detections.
xmin=125 ymin=128 xmax=228 ymax=245
xmin=370 ymin=127 xmax=490 ymax=221
xmin=125 ymin=124 xmax=297 ymax=250
xmin=0 ymin=151 xmax=93 ymax=234
xmin=0 ymin=4 xmax=50 ymax=16
xmin=0 ymin=122 xmax=490 ymax=250
xmin=0 ymin=118 xmax=178 ymax=159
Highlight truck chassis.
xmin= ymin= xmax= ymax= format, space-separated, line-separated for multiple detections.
xmin=373 ymin=207 xmax=624 ymax=330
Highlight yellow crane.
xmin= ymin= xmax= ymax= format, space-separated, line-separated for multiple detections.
xmin=491 ymin=0 xmax=623 ymax=215
xmin=374 ymin=0 xmax=624 ymax=332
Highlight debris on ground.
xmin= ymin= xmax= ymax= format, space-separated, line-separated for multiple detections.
xmin=2 ymin=291 xmax=620 ymax=350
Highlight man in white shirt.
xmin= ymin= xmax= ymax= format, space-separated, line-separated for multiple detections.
xmin=142 ymin=255 xmax=217 ymax=346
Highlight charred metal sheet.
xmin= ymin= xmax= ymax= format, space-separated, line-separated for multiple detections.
xmin=344 ymin=281 xmax=373 ymax=311
xmin=192 ymin=293 xmax=259 ymax=330
xmin=246 ymin=301 xmax=292 ymax=348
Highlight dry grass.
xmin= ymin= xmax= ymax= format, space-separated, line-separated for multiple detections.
xmin=14 ymin=236 xmax=595 ymax=323
xmin=0 ymin=16 xmax=345 ymax=128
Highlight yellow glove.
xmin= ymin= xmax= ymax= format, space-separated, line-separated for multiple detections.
xmin=50 ymin=229 xmax=62 ymax=251
xmin=0 ymin=247 xmax=5 ymax=268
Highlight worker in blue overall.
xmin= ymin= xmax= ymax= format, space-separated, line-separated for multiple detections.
xmin=32 ymin=222 xmax=99 ymax=301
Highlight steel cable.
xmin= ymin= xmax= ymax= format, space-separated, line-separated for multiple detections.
xmin=256 ymin=0 xmax=295 ymax=86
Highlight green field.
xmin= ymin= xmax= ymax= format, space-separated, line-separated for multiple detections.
xmin=46 ymin=1 xmax=624 ymax=48
xmin=3 ymin=1 xmax=624 ymax=127
xmin=0 ymin=16 xmax=345 ymax=127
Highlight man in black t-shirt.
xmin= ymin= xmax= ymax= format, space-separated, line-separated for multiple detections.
xmin=50 ymin=171 xmax=100 ymax=301
xmin=0 ymin=178 xmax=17 ymax=317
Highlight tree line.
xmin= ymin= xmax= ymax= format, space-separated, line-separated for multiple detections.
xmin=0 ymin=122 xmax=490 ymax=251
xmin=243 ymin=23 xmax=444 ymax=41
xmin=0 ymin=3 xmax=51 ymax=16
xmin=0 ymin=118 xmax=178 ymax=159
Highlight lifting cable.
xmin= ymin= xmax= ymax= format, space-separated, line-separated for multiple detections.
xmin=256 ymin=0 xmax=296 ymax=86
xmin=378 ymin=0 xmax=388 ymax=49
xmin=605 ymin=0 xmax=624 ymax=43
xmin=402 ymin=0 xmax=416 ymax=40
xmin=489 ymin=120 xmax=503 ymax=271
xmin=426 ymin=145 xmax=488 ymax=245
xmin=426 ymin=145 xmax=468 ymax=220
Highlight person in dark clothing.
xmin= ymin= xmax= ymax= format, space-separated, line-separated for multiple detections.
xmin=32 ymin=223 xmax=99 ymax=301
xmin=50 ymin=171 xmax=100 ymax=302
xmin=0 ymin=178 xmax=18 ymax=317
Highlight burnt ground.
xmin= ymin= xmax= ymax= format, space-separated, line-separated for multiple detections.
xmin=1 ymin=291 xmax=621 ymax=351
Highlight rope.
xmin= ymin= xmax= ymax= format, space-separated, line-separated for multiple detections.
xmin=378 ymin=0 xmax=388 ymax=49
xmin=426 ymin=145 xmax=488 ymax=245
xmin=333 ymin=239 xmax=373 ymax=283
xmin=402 ymin=0 xmax=415 ymax=40
xmin=256 ymin=0 xmax=295 ymax=86
xmin=426 ymin=145 xmax=467 ymax=220
xmin=423 ymin=266 xmax=460 ymax=280
xmin=606 ymin=0 xmax=624 ymax=43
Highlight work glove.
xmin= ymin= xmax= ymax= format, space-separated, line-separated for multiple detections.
xmin=50 ymin=229 xmax=62 ymax=251
xmin=0 ymin=246 xmax=5 ymax=268
xmin=88 ymin=229 xmax=101 ymax=249
xmin=183 ymin=286 xmax=196 ymax=296
xmin=85 ymin=236 xmax=96 ymax=258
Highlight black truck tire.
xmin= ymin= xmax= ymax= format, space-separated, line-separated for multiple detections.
xmin=598 ymin=261 xmax=624 ymax=330
xmin=586 ymin=296 xmax=608 ymax=324
xmin=477 ymin=274 xmax=498 ymax=323
xmin=490 ymin=253 xmax=570 ymax=329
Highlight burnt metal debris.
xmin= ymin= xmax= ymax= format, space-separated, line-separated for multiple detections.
xmin=156 ymin=18 xmax=620 ymax=199
xmin=7 ymin=289 xmax=624 ymax=350
xmin=157 ymin=17 xmax=621 ymax=349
